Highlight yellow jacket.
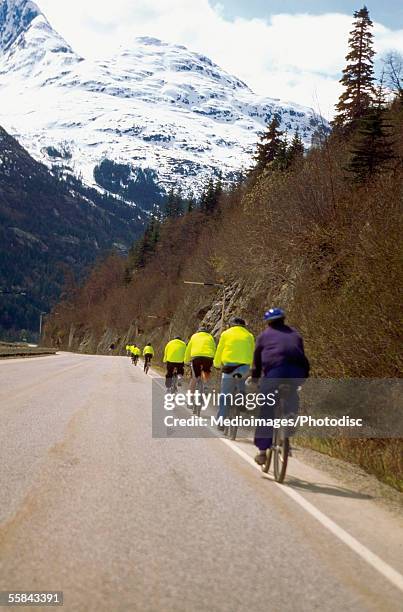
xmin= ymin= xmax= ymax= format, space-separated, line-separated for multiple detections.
xmin=143 ymin=345 xmax=154 ymax=356
xmin=163 ymin=339 xmax=187 ymax=363
xmin=132 ymin=346 xmax=141 ymax=356
xmin=213 ymin=326 xmax=255 ymax=368
xmin=184 ymin=332 xmax=216 ymax=362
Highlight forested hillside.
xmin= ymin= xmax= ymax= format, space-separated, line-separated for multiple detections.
xmin=0 ymin=127 xmax=147 ymax=339
xmin=44 ymin=8 xmax=403 ymax=487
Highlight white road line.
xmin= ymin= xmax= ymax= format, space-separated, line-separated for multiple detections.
xmin=220 ymin=437 xmax=403 ymax=594
xmin=147 ymin=369 xmax=403 ymax=593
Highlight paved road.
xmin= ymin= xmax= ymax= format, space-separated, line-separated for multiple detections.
xmin=1 ymin=353 xmax=402 ymax=612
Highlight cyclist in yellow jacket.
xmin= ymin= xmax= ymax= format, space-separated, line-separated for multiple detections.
xmin=163 ymin=336 xmax=187 ymax=389
xmin=143 ymin=343 xmax=154 ymax=372
xmin=130 ymin=345 xmax=141 ymax=365
xmin=184 ymin=326 xmax=216 ymax=392
xmin=214 ymin=317 xmax=255 ymax=427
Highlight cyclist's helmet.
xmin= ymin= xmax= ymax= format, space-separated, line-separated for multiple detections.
xmin=230 ymin=316 xmax=246 ymax=326
xmin=198 ymin=326 xmax=210 ymax=333
xmin=174 ymin=336 xmax=182 ymax=340
xmin=263 ymin=308 xmax=285 ymax=322
xmin=146 ymin=341 xmax=152 ymax=345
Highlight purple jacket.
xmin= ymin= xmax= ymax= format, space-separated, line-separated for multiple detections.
xmin=252 ymin=323 xmax=310 ymax=378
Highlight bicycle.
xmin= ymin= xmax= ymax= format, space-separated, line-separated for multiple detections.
xmin=171 ymin=367 xmax=179 ymax=394
xmin=144 ymin=357 xmax=152 ymax=374
xmin=223 ymin=372 xmax=244 ymax=441
xmin=193 ymin=374 xmax=204 ymax=417
xmin=261 ymin=383 xmax=293 ymax=483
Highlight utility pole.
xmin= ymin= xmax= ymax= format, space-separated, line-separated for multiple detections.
xmin=39 ymin=312 xmax=47 ymax=340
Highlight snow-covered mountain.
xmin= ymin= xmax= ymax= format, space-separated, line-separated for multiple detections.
xmin=0 ymin=0 xmax=323 ymax=201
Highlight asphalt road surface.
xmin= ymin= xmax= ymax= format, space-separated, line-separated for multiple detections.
xmin=1 ymin=353 xmax=402 ymax=612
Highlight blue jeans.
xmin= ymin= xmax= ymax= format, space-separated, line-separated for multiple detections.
xmin=254 ymin=367 xmax=304 ymax=451
xmin=217 ymin=364 xmax=250 ymax=420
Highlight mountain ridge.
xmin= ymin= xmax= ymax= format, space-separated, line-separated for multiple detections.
xmin=0 ymin=0 xmax=40 ymax=51
xmin=0 ymin=0 xmax=324 ymax=201
xmin=0 ymin=124 xmax=147 ymax=337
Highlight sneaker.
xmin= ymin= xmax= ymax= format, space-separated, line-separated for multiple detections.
xmin=254 ymin=451 xmax=267 ymax=466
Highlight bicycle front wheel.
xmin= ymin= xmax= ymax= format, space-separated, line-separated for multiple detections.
xmin=273 ymin=430 xmax=289 ymax=483
xmin=193 ymin=379 xmax=203 ymax=416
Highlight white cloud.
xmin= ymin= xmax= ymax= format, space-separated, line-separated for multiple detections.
xmin=36 ymin=0 xmax=403 ymax=118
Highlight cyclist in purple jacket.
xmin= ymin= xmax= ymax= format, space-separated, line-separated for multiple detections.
xmin=251 ymin=308 xmax=309 ymax=465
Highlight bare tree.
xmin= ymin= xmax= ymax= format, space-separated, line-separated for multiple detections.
xmin=382 ymin=51 xmax=403 ymax=101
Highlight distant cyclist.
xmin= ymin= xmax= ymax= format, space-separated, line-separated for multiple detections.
xmin=184 ymin=326 xmax=216 ymax=393
xmin=214 ymin=317 xmax=255 ymax=427
xmin=143 ymin=342 xmax=155 ymax=372
xmin=163 ymin=336 xmax=187 ymax=389
xmin=125 ymin=344 xmax=131 ymax=357
xmin=251 ymin=308 xmax=309 ymax=465
xmin=131 ymin=345 xmax=141 ymax=365
xmin=129 ymin=345 xmax=135 ymax=362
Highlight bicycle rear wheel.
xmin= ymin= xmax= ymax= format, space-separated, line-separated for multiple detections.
xmin=273 ymin=429 xmax=289 ymax=483
xmin=193 ymin=378 xmax=203 ymax=416
xmin=171 ymin=374 xmax=178 ymax=394
xmin=228 ymin=405 xmax=239 ymax=441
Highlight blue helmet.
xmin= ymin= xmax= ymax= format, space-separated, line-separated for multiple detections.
xmin=263 ymin=308 xmax=285 ymax=322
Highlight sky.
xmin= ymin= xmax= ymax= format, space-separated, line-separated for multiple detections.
xmin=221 ymin=1 xmax=403 ymax=30
xmin=36 ymin=0 xmax=403 ymax=118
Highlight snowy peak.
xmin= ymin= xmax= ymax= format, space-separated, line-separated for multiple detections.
xmin=122 ymin=36 xmax=251 ymax=92
xmin=0 ymin=1 xmax=325 ymax=199
xmin=0 ymin=0 xmax=78 ymax=76
xmin=0 ymin=0 xmax=41 ymax=51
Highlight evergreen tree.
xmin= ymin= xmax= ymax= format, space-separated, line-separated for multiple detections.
xmin=127 ymin=217 xmax=161 ymax=270
xmin=200 ymin=178 xmax=222 ymax=214
xmin=254 ymin=114 xmax=283 ymax=171
xmin=333 ymin=6 xmax=375 ymax=128
xmin=288 ymin=129 xmax=305 ymax=165
xmin=271 ymin=137 xmax=290 ymax=172
xmin=186 ymin=197 xmax=196 ymax=213
xmin=348 ymin=108 xmax=395 ymax=182
xmin=164 ymin=188 xmax=183 ymax=218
